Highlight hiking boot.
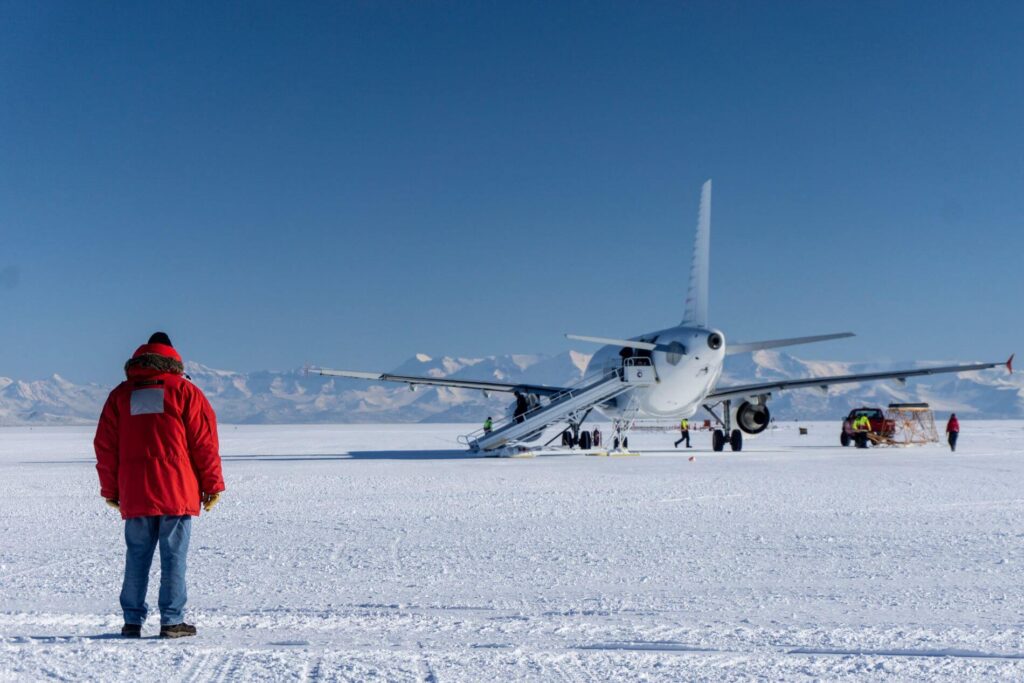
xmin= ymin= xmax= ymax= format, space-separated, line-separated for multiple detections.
xmin=121 ymin=623 xmax=142 ymax=638
xmin=160 ymin=623 xmax=197 ymax=638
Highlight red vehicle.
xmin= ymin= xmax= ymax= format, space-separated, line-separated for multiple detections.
xmin=840 ymin=407 xmax=896 ymax=447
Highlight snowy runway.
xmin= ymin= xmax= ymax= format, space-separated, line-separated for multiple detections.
xmin=2 ymin=422 xmax=1024 ymax=681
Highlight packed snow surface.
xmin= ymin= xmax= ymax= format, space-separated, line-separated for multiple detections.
xmin=2 ymin=421 xmax=1024 ymax=681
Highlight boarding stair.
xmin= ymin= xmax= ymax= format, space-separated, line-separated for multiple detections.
xmin=459 ymin=358 xmax=658 ymax=452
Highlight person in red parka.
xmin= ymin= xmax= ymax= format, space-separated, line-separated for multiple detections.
xmin=946 ymin=413 xmax=960 ymax=452
xmin=94 ymin=332 xmax=225 ymax=639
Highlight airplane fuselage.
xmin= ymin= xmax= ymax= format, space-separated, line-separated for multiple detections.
xmin=583 ymin=325 xmax=726 ymax=420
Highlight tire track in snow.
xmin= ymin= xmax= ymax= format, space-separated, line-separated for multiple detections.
xmin=301 ymin=653 xmax=325 ymax=681
xmin=391 ymin=529 xmax=406 ymax=577
xmin=416 ymin=641 xmax=437 ymax=683
xmin=209 ymin=652 xmax=240 ymax=683
xmin=176 ymin=651 xmax=213 ymax=683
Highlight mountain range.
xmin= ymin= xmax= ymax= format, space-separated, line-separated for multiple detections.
xmin=1 ymin=350 xmax=1020 ymax=426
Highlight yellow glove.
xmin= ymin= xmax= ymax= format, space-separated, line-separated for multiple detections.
xmin=202 ymin=492 xmax=222 ymax=512
xmin=105 ymin=499 xmax=120 ymax=510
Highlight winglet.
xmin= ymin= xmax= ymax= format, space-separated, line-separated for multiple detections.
xmin=1008 ymin=353 xmax=1015 ymax=374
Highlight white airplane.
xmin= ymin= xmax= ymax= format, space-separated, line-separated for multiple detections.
xmin=313 ymin=180 xmax=1012 ymax=454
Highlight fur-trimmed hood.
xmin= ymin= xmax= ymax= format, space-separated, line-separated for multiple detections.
xmin=124 ymin=343 xmax=184 ymax=378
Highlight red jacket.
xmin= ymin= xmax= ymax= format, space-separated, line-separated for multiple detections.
xmin=94 ymin=343 xmax=225 ymax=519
xmin=946 ymin=416 xmax=960 ymax=434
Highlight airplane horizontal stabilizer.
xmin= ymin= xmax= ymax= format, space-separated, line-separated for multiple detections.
xmin=725 ymin=332 xmax=855 ymax=355
xmin=565 ymin=334 xmax=658 ymax=351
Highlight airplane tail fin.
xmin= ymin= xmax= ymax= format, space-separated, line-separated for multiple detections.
xmin=681 ymin=179 xmax=711 ymax=328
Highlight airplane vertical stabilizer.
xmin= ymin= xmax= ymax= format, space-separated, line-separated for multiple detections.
xmin=682 ymin=179 xmax=711 ymax=327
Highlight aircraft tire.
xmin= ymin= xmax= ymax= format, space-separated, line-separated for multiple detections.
xmin=730 ymin=429 xmax=742 ymax=452
xmin=712 ymin=429 xmax=725 ymax=452
xmin=623 ymin=437 xmax=628 ymax=450
xmin=613 ymin=436 xmax=620 ymax=450
xmin=578 ymin=431 xmax=592 ymax=450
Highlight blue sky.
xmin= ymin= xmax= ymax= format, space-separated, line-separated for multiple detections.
xmin=2 ymin=1 xmax=1021 ymax=384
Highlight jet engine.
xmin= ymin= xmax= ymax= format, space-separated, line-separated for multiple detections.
xmin=736 ymin=401 xmax=770 ymax=434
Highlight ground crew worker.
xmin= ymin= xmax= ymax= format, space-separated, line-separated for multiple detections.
xmin=674 ymin=418 xmax=691 ymax=448
xmin=853 ymin=414 xmax=872 ymax=431
xmin=483 ymin=416 xmax=493 ymax=433
xmin=94 ymin=332 xmax=225 ymax=639
xmin=852 ymin=414 xmax=872 ymax=448
xmin=946 ymin=413 xmax=960 ymax=452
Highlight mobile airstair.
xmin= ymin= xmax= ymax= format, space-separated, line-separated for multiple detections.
xmin=459 ymin=358 xmax=657 ymax=453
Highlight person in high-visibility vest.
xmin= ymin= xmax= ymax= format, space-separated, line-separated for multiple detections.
xmin=853 ymin=415 xmax=872 ymax=432
xmin=674 ymin=418 xmax=691 ymax=448
xmin=852 ymin=414 xmax=872 ymax=448
xmin=483 ymin=416 xmax=493 ymax=433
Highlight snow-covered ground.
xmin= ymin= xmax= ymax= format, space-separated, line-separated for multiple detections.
xmin=2 ymin=421 xmax=1024 ymax=681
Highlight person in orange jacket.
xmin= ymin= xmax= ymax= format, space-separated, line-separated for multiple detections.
xmin=946 ymin=413 xmax=960 ymax=452
xmin=95 ymin=332 xmax=225 ymax=639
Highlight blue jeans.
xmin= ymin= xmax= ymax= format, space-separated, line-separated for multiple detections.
xmin=120 ymin=515 xmax=192 ymax=625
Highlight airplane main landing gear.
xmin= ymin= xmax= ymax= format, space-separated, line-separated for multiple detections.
xmin=708 ymin=401 xmax=744 ymax=452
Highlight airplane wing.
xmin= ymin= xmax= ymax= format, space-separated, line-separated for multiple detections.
xmin=309 ymin=367 xmax=570 ymax=397
xmin=707 ymin=355 xmax=1013 ymax=403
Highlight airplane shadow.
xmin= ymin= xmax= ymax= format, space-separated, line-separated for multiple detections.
xmin=223 ymin=450 xmax=480 ymax=462
xmin=26 ymin=450 xmax=483 ymax=465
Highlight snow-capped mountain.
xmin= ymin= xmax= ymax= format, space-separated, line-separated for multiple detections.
xmin=0 ymin=350 xmax=1020 ymax=426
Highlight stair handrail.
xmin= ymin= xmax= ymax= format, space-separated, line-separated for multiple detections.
xmin=457 ymin=367 xmax=624 ymax=446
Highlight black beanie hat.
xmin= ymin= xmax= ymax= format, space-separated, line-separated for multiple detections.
xmin=148 ymin=331 xmax=173 ymax=347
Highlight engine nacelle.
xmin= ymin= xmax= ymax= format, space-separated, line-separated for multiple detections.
xmin=736 ymin=401 xmax=770 ymax=434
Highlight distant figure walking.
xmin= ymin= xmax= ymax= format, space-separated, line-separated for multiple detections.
xmin=483 ymin=416 xmax=493 ymax=433
xmin=946 ymin=413 xmax=960 ymax=452
xmin=513 ymin=392 xmax=528 ymax=424
xmin=94 ymin=332 xmax=225 ymax=639
xmin=674 ymin=418 xmax=691 ymax=448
